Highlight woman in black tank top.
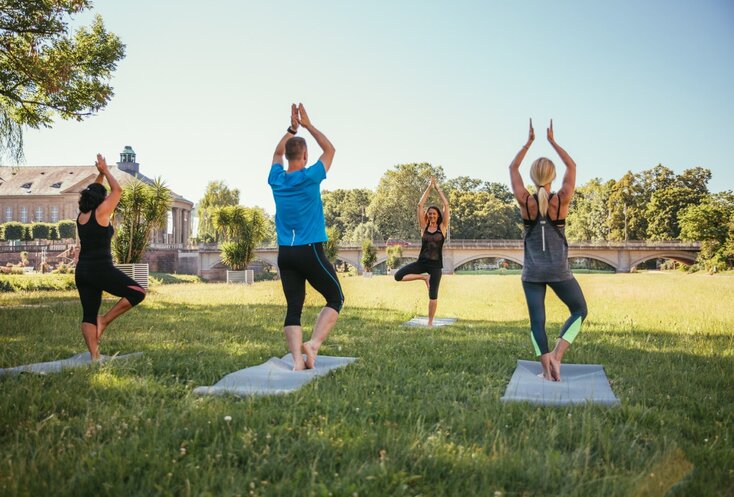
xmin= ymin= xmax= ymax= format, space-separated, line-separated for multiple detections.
xmin=394 ymin=177 xmax=450 ymax=326
xmin=75 ymin=154 xmax=146 ymax=360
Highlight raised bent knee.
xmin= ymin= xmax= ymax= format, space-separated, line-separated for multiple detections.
xmin=127 ymin=285 xmax=146 ymax=306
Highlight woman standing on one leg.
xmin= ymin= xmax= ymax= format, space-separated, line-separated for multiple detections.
xmin=509 ymin=119 xmax=588 ymax=381
xmin=75 ymin=154 xmax=146 ymax=360
xmin=394 ymin=177 xmax=450 ymax=327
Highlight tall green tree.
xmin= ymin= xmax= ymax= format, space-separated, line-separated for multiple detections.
xmin=449 ymin=190 xmax=520 ymax=239
xmin=322 ymin=188 xmax=373 ymax=239
xmin=112 ymin=178 xmax=172 ymax=264
xmin=0 ymin=0 xmax=125 ymax=161
xmin=679 ymin=192 xmax=734 ymax=269
xmin=367 ymin=163 xmax=446 ymax=240
xmin=196 ymin=180 xmax=240 ymax=241
xmin=646 ymin=167 xmax=710 ymax=240
xmin=566 ymin=178 xmax=614 ymax=241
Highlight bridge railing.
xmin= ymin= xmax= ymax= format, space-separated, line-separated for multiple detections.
xmin=254 ymin=239 xmax=700 ymax=250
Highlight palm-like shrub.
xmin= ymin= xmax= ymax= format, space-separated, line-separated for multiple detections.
xmin=211 ymin=206 xmax=268 ymax=270
xmin=324 ymin=226 xmax=341 ymax=263
xmin=112 ymin=178 xmax=172 ymax=264
xmin=386 ymin=245 xmax=403 ymax=270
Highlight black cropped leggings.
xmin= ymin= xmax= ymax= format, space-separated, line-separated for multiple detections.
xmin=394 ymin=261 xmax=443 ymax=300
xmin=278 ymin=243 xmax=344 ymax=327
xmin=75 ymin=261 xmax=146 ymax=325
xmin=522 ymin=278 xmax=588 ymax=356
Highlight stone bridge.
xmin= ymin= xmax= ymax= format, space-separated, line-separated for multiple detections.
xmin=198 ymin=240 xmax=701 ymax=275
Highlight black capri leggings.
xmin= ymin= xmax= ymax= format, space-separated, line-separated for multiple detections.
xmin=75 ymin=262 xmax=146 ymax=325
xmin=278 ymin=242 xmax=344 ymax=327
xmin=394 ymin=261 xmax=442 ymax=300
xmin=522 ymin=278 xmax=588 ymax=356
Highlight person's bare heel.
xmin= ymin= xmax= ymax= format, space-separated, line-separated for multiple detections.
xmin=302 ymin=341 xmax=317 ymax=369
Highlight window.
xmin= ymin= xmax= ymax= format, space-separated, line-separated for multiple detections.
xmin=4 ymin=207 xmax=12 ymax=222
xmin=51 ymin=206 xmax=59 ymax=223
xmin=51 ymin=182 xmax=62 ymax=188
xmin=35 ymin=206 xmax=44 ymax=222
xmin=21 ymin=182 xmax=32 ymax=189
xmin=20 ymin=207 xmax=28 ymax=223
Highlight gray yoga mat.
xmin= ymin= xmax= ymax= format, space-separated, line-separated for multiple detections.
xmin=501 ymin=360 xmax=620 ymax=406
xmin=193 ymin=354 xmax=356 ymax=397
xmin=0 ymin=352 xmax=143 ymax=376
xmin=403 ymin=317 xmax=457 ymax=327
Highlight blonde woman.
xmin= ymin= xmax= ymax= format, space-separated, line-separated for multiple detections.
xmin=509 ymin=120 xmax=588 ymax=381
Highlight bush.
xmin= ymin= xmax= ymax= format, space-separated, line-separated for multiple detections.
xmin=0 ymin=274 xmax=76 ymax=292
xmin=31 ymin=223 xmax=51 ymax=240
xmin=254 ymin=271 xmax=279 ymax=282
xmin=361 ymin=240 xmax=377 ymax=272
xmin=3 ymin=222 xmax=24 ymax=240
xmin=0 ymin=224 xmax=4 ymax=241
xmin=48 ymin=225 xmax=60 ymax=240
xmin=58 ymin=220 xmax=76 ymax=239
xmin=22 ymin=225 xmax=32 ymax=241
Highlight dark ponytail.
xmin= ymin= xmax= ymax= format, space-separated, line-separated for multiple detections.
xmin=78 ymin=183 xmax=107 ymax=213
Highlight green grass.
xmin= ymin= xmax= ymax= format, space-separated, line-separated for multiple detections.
xmin=1 ymin=274 xmax=733 ymax=496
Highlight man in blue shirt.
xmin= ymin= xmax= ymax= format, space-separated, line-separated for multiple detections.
xmin=268 ymin=104 xmax=343 ymax=371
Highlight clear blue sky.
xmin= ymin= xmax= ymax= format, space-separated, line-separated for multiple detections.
xmin=20 ymin=0 xmax=734 ymax=212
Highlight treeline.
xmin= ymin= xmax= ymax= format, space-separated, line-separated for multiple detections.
xmin=322 ymin=162 xmax=733 ymax=271
xmin=195 ymin=162 xmax=732 ymax=271
xmin=0 ymin=221 xmax=76 ymax=241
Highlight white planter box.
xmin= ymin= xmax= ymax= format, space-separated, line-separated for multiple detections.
xmin=114 ymin=263 xmax=150 ymax=289
xmin=227 ymin=269 xmax=254 ymax=284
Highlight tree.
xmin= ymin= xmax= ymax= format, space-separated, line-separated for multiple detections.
xmin=367 ymin=163 xmax=446 ymax=240
xmin=679 ymin=193 xmax=734 ymax=270
xmin=386 ymin=245 xmax=402 ymax=270
xmin=646 ymin=168 xmax=710 ymax=240
xmin=449 ymin=190 xmax=520 ymax=239
xmin=0 ymin=1 xmax=126 ymax=162
xmin=361 ymin=239 xmax=377 ymax=273
xmin=324 ymin=226 xmax=341 ymax=263
xmin=346 ymin=221 xmax=380 ymax=244
xmin=112 ymin=178 xmax=172 ymax=264
xmin=322 ymin=188 xmax=373 ymax=239
xmin=196 ymin=180 xmax=240 ymax=241
xmin=566 ymin=178 xmax=613 ymax=241
xmin=211 ymin=205 xmax=268 ymax=270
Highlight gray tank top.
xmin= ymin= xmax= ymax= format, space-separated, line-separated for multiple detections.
xmin=521 ymin=193 xmax=573 ymax=282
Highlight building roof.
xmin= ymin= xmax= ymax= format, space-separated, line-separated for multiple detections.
xmin=0 ymin=165 xmax=192 ymax=205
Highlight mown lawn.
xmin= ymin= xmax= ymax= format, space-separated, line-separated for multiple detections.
xmin=1 ymin=273 xmax=732 ymax=497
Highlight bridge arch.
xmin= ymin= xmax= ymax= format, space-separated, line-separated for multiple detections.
xmin=629 ymin=251 xmax=697 ymax=269
xmin=567 ymin=252 xmax=619 ymax=271
xmin=452 ymin=253 xmax=524 ymax=271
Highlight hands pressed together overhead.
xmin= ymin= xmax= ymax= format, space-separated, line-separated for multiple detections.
xmin=290 ymin=103 xmax=311 ymax=131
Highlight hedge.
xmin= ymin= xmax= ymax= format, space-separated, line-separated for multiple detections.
xmin=0 ymin=221 xmax=77 ymax=241
xmin=0 ymin=274 xmax=76 ymax=292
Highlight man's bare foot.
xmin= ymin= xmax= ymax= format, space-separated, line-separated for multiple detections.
xmin=302 ymin=341 xmax=317 ymax=369
xmin=96 ymin=315 xmax=107 ymax=340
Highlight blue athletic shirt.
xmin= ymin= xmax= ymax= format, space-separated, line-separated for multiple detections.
xmin=268 ymin=160 xmax=328 ymax=246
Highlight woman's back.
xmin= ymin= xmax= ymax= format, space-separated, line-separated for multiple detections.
xmin=77 ymin=209 xmax=114 ymax=264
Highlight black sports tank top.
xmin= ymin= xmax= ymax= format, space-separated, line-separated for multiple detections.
xmin=418 ymin=226 xmax=444 ymax=267
xmin=77 ymin=209 xmax=114 ymax=264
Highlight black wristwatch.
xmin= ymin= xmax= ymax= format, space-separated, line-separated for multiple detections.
xmin=287 ymin=126 xmax=297 ymax=135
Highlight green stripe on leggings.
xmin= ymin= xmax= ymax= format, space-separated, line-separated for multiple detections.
xmin=530 ymin=331 xmax=541 ymax=356
xmin=562 ymin=316 xmax=583 ymax=344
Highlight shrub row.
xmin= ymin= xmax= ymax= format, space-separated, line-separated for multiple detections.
xmin=0 ymin=274 xmax=76 ymax=292
xmin=0 ymin=221 xmax=76 ymax=241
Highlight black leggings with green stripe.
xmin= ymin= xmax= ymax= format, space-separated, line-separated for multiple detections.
xmin=522 ymin=278 xmax=588 ymax=355
xmin=278 ymin=242 xmax=344 ymax=327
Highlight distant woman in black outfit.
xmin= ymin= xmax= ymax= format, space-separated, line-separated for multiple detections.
xmin=75 ymin=154 xmax=146 ymax=359
xmin=394 ymin=177 xmax=450 ymax=326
